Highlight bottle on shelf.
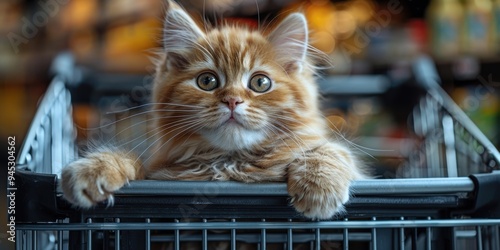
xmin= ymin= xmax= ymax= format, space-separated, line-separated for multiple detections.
xmin=426 ymin=0 xmax=464 ymax=60
xmin=493 ymin=0 xmax=500 ymax=54
xmin=462 ymin=0 xmax=493 ymax=57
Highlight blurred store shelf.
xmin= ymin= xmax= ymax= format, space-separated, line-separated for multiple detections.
xmin=0 ymin=0 xmax=498 ymax=146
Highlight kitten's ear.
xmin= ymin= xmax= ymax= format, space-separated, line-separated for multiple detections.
xmin=163 ymin=0 xmax=205 ymax=69
xmin=268 ymin=13 xmax=308 ymax=73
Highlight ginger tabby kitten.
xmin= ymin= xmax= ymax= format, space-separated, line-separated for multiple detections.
xmin=61 ymin=0 xmax=365 ymax=220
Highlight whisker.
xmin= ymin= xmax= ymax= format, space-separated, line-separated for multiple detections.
xmin=175 ymin=121 xmax=207 ymax=151
xmin=305 ymin=113 xmax=382 ymax=157
xmin=119 ymin=117 xmax=202 ymax=152
xmin=138 ymin=121 xmax=205 ymax=166
xmin=276 ymin=111 xmax=379 ymax=159
xmin=203 ymin=0 xmax=207 ymax=33
xmin=82 ymin=108 xmax=202 ymax=131
xmin=274 ymin=112 xmax=345 ymax=145
xmin=194 ymin=40 xmax=214 ymax=60
xmin=269 ymin=61 xmax=291 ymax=79
xmin=105 ymin=102 xmax=204 ymax=115
xmin=268 ymin=122 xmax=308 ymax=165
xmin=263 ymin=124 xmax=294 ymax=155
xmin=255 ymin=0 xmax=260 ymax=31
xmin=106 ymin=114 xmax=202 ymax=146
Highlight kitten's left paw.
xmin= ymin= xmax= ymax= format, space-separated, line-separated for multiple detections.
xmin=287 ymin=170 xmax=352 ymax=220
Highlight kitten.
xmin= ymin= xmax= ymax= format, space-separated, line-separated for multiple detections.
xmin=60 ymin=0 xmax=365 ymax=220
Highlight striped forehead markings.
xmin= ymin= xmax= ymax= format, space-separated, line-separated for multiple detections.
xmin=201 ymin=32 xmax=260 ymax=83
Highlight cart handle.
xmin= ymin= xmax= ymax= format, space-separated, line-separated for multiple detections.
xmin=413 ymin=56 xmax=500 ymax=169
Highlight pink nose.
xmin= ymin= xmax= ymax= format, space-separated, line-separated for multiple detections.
xmin=222 ymin=97 xmax=243 ymax=111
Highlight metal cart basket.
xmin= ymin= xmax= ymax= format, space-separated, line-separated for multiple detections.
xmin=14 ymin=55 xmax=500 ymax=250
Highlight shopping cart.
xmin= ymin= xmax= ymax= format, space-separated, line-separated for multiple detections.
xmin=14 ymin=54 xmax=500 ymax=250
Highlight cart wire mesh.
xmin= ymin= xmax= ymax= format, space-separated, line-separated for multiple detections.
xmin=14 ymin=55 xmax=500 ymax=250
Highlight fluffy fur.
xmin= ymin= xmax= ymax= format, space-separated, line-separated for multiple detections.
xmin=60 ymin=0 xmax=365 ymax=220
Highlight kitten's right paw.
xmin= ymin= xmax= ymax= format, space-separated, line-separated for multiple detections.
xmin=60 ymin=151 xmax=141 ymax=208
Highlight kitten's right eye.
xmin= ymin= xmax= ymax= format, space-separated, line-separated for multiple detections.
xmin=197 ymin=72 xmax=218 ymax=91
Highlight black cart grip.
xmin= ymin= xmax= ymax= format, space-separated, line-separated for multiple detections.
xmin=469 ymin=172 xmax=500 ymax=218
xmin=15 ymin=169 xmax=65 ymax=223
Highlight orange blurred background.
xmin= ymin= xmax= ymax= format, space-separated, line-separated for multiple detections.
xmin=0 ymin=0 xmax=499 ymax=144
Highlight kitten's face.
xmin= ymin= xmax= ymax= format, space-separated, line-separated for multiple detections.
xmin=153 ymin=2 xmax=319 ymax=151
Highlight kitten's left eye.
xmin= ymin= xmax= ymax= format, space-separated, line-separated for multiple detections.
xmin=249 ymin=74 xmax=272 ymax=93
xmin=197 ymin=72 xmax=219 ymax=91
